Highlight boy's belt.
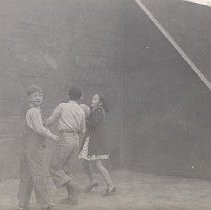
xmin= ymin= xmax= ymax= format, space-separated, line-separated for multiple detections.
xmin=59 ymin=118 xmax=83 ymax=134
xmin=59 ymin=130 xmax=83 ymax=134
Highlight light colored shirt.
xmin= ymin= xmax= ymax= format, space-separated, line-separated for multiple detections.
xmin=46 ymin=101 xmax=86 ymax=134
xmin=26 ymin=107 xmax=57 ymax=140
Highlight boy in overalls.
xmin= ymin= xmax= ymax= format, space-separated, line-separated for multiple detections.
xmin=46 ymin=87 xmax=86 ymax=205
xmin=17 ymin=85 xmax=58 ymax=210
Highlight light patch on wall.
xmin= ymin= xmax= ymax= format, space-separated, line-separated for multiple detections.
xmin=182 ymin=0 xmax=211 ymax=6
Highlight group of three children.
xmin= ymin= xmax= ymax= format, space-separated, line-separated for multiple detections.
xmin=17 ymin=85 xmax=117 ymax=210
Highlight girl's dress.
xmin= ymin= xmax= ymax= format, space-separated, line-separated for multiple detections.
xmin=78 ymin=105 xmax=109 ymax=160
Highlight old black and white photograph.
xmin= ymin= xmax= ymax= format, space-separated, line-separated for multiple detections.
xmin=0 ymin=0 xmax=210 ymax=209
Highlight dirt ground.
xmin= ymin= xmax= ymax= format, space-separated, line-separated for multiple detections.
xmin=0 ymin=170 xmax=211 ymax=209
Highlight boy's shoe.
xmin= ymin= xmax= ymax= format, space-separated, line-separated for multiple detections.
xmin=41 ymin=206 xmax=53 ymax=210
xmin=62 ymin=183 xmax=79 ymax=205
xmin=17 ymin=206 xmax=29 ymax=210
xmin=66 ymin=183 xmax=80 ymax=195
xmin=84 ymin=181 xmax=99 ymax=193
xmin=103 ymin=186 xmax=117 ymax=196
xmin=59 ymin=196 xmax=78 ymax=205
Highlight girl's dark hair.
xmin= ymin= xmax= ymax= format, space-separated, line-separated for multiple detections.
xmin=98 ymin=94 xmax=109 ymax=113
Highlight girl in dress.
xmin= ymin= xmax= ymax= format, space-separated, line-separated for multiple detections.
xmin=79 ymin=94 xmax=117 ymax=195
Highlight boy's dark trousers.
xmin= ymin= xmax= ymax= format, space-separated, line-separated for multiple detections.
xmin=18 ymin=128 xmax=49 ymax=209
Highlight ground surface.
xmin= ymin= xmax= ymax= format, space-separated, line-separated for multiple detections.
xmin=1 ymin=170 xmax=211 ymax=209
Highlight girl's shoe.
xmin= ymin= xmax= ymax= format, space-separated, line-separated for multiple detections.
xmin=103 ymin=186 xmax=117 ymax=196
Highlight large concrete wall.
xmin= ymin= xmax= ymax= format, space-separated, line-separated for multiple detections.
xmin=1 ymin=0 xmax=211 ymax=180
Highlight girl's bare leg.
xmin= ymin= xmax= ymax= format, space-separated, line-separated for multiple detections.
xmin=95 ymin=160 xmax=115 ymax=188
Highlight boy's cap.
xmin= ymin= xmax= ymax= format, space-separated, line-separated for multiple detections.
xmin=26 ymin=85 xmax=42 ymax=96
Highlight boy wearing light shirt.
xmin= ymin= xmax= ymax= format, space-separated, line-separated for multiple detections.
xmin=46 ymin=87 xmax=86 ymax=205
